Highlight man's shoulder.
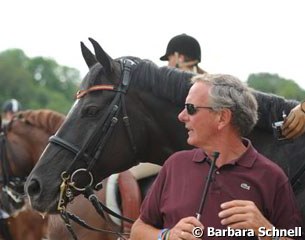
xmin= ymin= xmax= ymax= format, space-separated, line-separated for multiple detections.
xmin=254 ymin=150 xmax=289 ymax=180
xmin=245 ymin=139 xmax=287 ymax=176
xmin=170 ymin=148 xmax=202 ymax=158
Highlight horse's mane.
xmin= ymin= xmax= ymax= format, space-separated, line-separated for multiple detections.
xmin=132 ymin=60 xmax=302 ymax=132
xmin=252 ymin=90 xmax=299 ymax=131
xmin=16 ymin=109 xmax=65 ymax=135
xmin=131 ymin=59 xmax=303 ymax=131
xmin=90 ymin=57 xmax=300 ymax=132
xmin=129 ymin=58 xmax=195 ymax=105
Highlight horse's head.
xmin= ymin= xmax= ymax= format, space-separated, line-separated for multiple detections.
xmin=25 ymin=38 xmax=193 ymax=213
xmin=25 ymin=39 xmax=147 ymax=213
xmin=0 ymin=110 xmax=64 ymax=215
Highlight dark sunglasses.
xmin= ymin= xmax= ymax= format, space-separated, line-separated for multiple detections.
xmin=185 ymin=103 xmax=213 ymax=115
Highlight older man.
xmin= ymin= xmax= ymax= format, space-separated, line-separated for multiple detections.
xmin=130 ymin=74 xmax=303 ymax=240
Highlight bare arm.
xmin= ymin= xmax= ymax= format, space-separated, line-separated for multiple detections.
xmin=130 ymin=218 xmax=161 ymax=240
xmin=130 ymin=217 xmax=203 ymax=240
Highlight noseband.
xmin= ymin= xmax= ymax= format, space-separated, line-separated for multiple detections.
xmin=49 ymin=59 xmax=138 ymax=210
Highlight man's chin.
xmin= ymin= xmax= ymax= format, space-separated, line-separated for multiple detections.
xmin=187 ymin=138 xmax=195 ymax=146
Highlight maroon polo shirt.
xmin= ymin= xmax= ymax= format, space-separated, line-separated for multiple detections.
xmin=140 ymin=139 xmax=303 ymax=239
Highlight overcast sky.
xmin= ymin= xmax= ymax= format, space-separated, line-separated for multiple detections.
xmin=1 ymin=0 xmax=304 ymax=92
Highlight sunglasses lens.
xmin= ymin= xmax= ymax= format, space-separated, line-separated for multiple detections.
xmin=186 ymin=104 xmax=196 ymax=115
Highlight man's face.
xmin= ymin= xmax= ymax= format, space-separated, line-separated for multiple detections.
xmin=178 ymin=82 xmax=219 ymax=148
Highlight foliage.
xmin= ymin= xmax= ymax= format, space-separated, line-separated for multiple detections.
xmin=0 ymin=49 xmax=81 ymax=114
xmin=247 ymin=73 xmax=305 ymax=101
xmin=1 ymin=49 xmax=304 ymax=114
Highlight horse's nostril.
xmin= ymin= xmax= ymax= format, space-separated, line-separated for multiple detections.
xmin=26 ymin=179 xmax=41 ymax=197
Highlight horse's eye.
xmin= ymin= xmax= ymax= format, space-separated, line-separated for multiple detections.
xmin=83 ymin=106 xmax=99 ymax=117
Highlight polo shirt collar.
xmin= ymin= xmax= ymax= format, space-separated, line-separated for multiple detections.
xmin=191 ymin=138 xmax=257 ymax=168
xmin=234 ymin=138 xmax=257 ymax=168
xmin=192 ymin=149 xmax=208 ymax=163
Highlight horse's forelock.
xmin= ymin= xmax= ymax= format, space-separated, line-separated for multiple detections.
xmin=81 ymin=63 xmax=107 ymax=88
xmin=17 ymin=110 xmax=65 ymax=135
xmin=82 ymin=57 xmax=126 ymax=88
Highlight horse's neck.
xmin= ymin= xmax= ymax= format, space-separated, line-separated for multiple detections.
xmin=20 ymin=129 xmax=50 ymax=164
xmin=135 ymin=92 xmax=190 ymax=165
xmin=131 ymin=63 xmax=193 ymax=165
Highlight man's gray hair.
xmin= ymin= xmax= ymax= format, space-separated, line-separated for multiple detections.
xmin=191 ymin=74 xmax=258 ymax=136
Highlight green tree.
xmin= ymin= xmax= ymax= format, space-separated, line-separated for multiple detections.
xmin=0 ymin=49 xmax=81 ymax=114
xmin=247 ymin=73 xmax=305 ymax=101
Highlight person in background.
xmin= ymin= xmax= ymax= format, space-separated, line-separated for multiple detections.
xmin=131 ymin=34 xmax=206 ymax=179
xmin=0 ymin=99 xmax=20 ymax=240
xmin=282 ymin=101 xmax=305 ymax=139
xmin=130 ymin=73 xmax=303 ymax=240
xmin=160 ymin=33 xmax=206 ymax=74
xmin=1 ymin=99 xmax=22 ymax=124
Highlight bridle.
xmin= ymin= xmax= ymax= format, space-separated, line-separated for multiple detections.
xmin=0 ymin=121 xmax=27 ymax=240
xmin=48 ymin=58 xmax=139 ymax=239
xmin=0 ymin=122 xmax=26 ymax=214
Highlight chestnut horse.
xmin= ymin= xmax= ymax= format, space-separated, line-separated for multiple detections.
xmin=0 ymin=109 xmax=64 ymax=240
xmin=25 ymin=38 xmax=305 ymax=225
xmin=1 ymin=109 xmax=140 ymax=240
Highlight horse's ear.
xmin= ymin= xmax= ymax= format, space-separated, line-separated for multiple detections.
xmin=88 ymin=38 xmax=114 ymax=75
xmin=81 ymin=42 xmax=97 ymax=68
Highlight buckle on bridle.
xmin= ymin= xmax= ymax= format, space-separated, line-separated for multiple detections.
xmin=57 ymin=172 xmax=70 ymax=211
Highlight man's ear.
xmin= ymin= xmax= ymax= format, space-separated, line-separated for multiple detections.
xmin=217 ymin=108 xmax=232 ymax=130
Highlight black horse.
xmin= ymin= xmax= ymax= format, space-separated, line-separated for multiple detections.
xmin=25 ymin=38 xmax=305 ymax=222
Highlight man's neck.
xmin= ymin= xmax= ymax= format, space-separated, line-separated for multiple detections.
xmin=202 ymin=134 xmax=247 ymax=168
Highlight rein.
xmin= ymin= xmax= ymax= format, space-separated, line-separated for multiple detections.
xmin=60 ymin=187 xmax=132 ymax=240
xmin=49 ymin=58 xmax=138 ymax=239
